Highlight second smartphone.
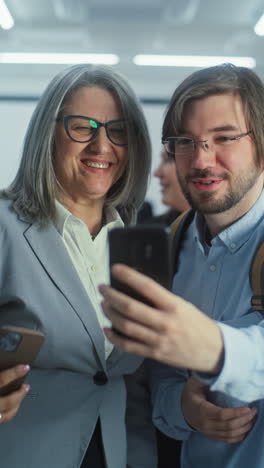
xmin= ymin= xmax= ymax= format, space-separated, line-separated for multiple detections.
xmin=0 ymin=326 xmax=45 ymax=396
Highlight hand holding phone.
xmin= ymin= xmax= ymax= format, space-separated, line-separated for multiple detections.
xmin=109 ymin=224 xmax=172 ymax=305
xmin=0 ymin=326 xmax=45 ymax=396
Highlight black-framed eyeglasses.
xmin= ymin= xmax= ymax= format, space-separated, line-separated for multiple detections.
xmin=57 ymin=115 xmax=128 ymax=146
xmin=162 ymin=131 xmax=252 ymax=157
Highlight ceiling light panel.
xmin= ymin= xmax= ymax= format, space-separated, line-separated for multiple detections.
xmin=133 ymin=54 xmax=256 ymax=68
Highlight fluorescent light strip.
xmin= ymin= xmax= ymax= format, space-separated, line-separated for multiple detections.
xmin=254 ymin=14 xmax=264 ymax=36
xmin=0 ymin=52 xmax=120 ymax=65
xmin=133 ymin=55 xmax=256 ymax=69
xmin=0 ymin=0 xmax=14 ymax=30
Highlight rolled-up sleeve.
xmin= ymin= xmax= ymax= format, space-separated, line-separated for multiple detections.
xmin=196 ymin=322 xmax=264 ymax=403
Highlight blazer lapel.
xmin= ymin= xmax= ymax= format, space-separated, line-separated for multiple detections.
xmin=23 ymin=222 xmax=106 ymax=369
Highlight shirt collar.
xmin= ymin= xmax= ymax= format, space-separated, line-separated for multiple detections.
xmin=193 ymin=189 xmax=264 ymax=253
xmin=55 ymin=200 xmax=72 ymax=235
xmin=54 ymin=200 xmax=123 ymax=236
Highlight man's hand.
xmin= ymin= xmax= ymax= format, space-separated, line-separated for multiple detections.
xmin=99 ymin=264 xmax=223 ymax=373
xmin=182 ymin=377 xmax=257 ymax=443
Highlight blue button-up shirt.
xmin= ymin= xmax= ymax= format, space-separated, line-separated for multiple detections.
xmin=150 ymin=189 xmax=264 ymax=467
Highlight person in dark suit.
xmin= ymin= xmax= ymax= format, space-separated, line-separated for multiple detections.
xmin=151 ymin=150 xmax=189 ymax=468
xmin=137 ymin=149 xmax=189 ymax=468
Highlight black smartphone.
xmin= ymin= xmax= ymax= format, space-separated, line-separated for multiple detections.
xmin=109 ymin=224 xmax=172 ymax=306
xmin=0 ymin=326 xmax=45 ymax=396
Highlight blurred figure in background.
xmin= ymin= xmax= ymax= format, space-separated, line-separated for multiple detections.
xmin=153 ymin=148 xmax=190 ymax=224
xmin=137 ymin=149 xmax=189 ymax=226
xmin=152 ymin=148 xmax=189 ymax=467
xmin=137 ymin=147 xmax=189 ymax=468
xmin=152 ymin=148 xmax=190 ymax=468
xmin=136 ymin=200 xmax=154 ymax=223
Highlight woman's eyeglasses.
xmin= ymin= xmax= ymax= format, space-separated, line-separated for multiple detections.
xmin=57 ymin=115 xmax=128 ymax=146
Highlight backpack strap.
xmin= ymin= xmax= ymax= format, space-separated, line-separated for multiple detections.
xmin=250 ymin=242 xmax=264 ymax=311
xmin=170 ymin=209 xmax=195 ymax=275
xmin=170 ymin=211 xmax=264 ymax=311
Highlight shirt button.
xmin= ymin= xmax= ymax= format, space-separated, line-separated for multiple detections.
xmin=209 ymin=265 xmax=216 ymax=272
xmin=91 ymin=265 xmax=95 ymax=272
xmin=230 ymin=243 xmax=236 ymax=249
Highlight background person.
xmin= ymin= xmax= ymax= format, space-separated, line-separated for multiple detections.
xmin=100 ymin=63 xmax=264 ymax=468
xmin=153 ymin=148 xmax=189 ymax=468
xmin=0 ymin=64 xmax=157 ymax=468
xmin=137 ymin=149 xmax=189 ymax=226
xmin=152 ymin=148 xmax=190 ymax=224
xmin=138 ymin=147 xmax=189 ymax=468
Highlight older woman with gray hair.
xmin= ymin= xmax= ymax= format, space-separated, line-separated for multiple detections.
xmin=0 ymin=64 xmax=155 ymax=468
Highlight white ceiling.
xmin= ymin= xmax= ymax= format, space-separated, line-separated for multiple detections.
xmin=0 ymin=0 xmax=264 ymax=99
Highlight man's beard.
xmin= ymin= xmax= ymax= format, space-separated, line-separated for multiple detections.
xmin=177 ymin=166 xmax=262 ymax=214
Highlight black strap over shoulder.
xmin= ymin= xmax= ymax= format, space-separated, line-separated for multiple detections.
xmin=170 ymin=209 xmax=195 ymax=276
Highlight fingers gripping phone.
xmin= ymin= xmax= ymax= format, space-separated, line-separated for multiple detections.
xmin=109 ymin=225 xmax=172 ymax=306
xmin=0 ymin=326 xmax=45 ymax=396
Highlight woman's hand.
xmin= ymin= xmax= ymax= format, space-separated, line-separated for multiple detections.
xmin=99 ymin=264 xmax=223 ymax=374
xmin=0 ymin=365 xmax=30 ymax=423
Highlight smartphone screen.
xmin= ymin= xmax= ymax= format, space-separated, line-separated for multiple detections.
xmin=109 ymin=224 xmax=172 ymax=305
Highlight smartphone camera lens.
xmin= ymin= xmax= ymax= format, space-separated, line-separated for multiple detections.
xmin=0 ymin=332 xmax=22 ymax=351
xmin=144 ymin=243 xmax=153 ymax=260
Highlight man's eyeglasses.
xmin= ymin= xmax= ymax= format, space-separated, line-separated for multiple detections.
xmin=162 ymin=131 xmax=252 ymax=157
xmin=57 ymin=115 xmax=128 ymax=146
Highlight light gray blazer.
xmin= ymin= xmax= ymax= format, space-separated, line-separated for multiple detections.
xmin=0 ymin=199 xmax=156 ymax=468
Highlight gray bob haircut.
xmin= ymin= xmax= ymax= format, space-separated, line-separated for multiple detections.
xmin=162 ymin=63 xmax=264 ymax=166
xmin=2 ymin=64 xmax=151 ymax=225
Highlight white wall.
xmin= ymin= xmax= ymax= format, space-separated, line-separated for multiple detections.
xmin=1 ymin=101 xmax=34 ymax=187
xmin=142 ymin=103 xmax=167 ymax=214
xmin=0 ymin=99 xmax=167 ymax=215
